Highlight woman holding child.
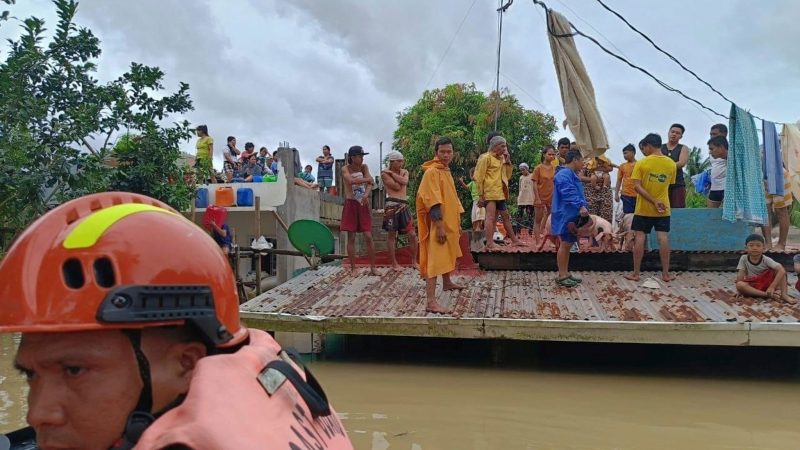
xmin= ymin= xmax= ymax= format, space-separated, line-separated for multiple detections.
xmin=582 ymin=155 xmax=614 ymax=223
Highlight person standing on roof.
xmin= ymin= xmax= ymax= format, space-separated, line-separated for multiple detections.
xmin=626 ymin=133 xmax=677 ymax=283
xmin=341 ymin=145 xmax=379 ymax=276
xmin=551 ymin=149 xmax=589 ymax=288
xmin=317 ymin=145 xmax=335 ymax=192
xmin=661 ymin=123 xmax=689 ymax=208
xmin=0 ymin=192 xmax=353 ymax=450
xmin=381 ymin=150 xmax=418 ymax=270
xmin=516 ymin=162 xmax=535 ymax=235
xmin=416 ymin=137 xmax=465 ymax=314
xmin=474 ymin=134 xmax=525 ymax=250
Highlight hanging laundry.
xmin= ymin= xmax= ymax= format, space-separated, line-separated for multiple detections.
xmin=762 ymin=120 xmax=784 ymax=196
xmin=546 ymin=9 xmax=609 ymax=159
xmin=723 ymin=104 xmax=768 ymax=225
xmin=781 ymin=122 xmax=800 ymax=202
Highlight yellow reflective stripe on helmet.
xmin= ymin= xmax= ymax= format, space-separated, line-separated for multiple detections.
xmin=64 ymin=204 xmax=178 ymax=249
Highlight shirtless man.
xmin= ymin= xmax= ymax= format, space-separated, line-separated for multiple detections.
xmin=341 ymin=146 xmax=378 ymax=276
xmin=381 ymin=151 xmax=418 ymax=270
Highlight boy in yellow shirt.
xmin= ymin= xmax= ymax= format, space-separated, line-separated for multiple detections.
xmin=624 ymin=133 xmax=677 ymax=283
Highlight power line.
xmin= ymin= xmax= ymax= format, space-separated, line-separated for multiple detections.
xmin=552 ymin=0 xmax=629 ymax=59
xmin=493 ymin=0 xmax=514 ymax=130
xmin=592 ymin=0 xmax=780 ymax=124
xmin=531 ymin=0 xmax=729 ymax=120
xmin=423 ymin=0 xmax=479 ymax=91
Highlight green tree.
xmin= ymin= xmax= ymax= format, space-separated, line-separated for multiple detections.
xmin=685 ymin=146 xmax=710 ymax=177
xmin=393 ymin=83 xmax=557 ymax=228
xmin=0 ymin=0 xmax=194 ymax=250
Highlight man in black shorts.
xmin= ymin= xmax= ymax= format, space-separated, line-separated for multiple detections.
xmin=625 ymin=133 xmax=677 ymax=283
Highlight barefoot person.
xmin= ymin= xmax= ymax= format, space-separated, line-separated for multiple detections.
xmin=736 ymin=234 xmax=796 ymax=304
xmin=625 ymin=133 xmax=677 ymax=283
xmin=416 ymin=137 xmax=465 ymax=313
xmin=475 ymin=135 xmax=525 ymax=250
xmin=552 ymin=150 xmax=589 ymax=287
xmin=381 ymin=151 xmax=418 ymax=270
xmin=341 ymin=145 xmax=378 ymax=276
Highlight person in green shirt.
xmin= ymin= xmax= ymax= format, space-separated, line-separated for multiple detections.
xmin=458 ymin=167 xmax=485 ymax=231
xmin=194 ymin=125 xmax=215 ymax=183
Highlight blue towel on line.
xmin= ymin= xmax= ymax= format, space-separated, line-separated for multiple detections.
xmin=762 ymin=119 xmax=784 ymax=196
xmin=723 ymin=104 xmax=768 ymax=225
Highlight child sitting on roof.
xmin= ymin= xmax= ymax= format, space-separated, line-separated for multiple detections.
xmin=736 ymin=234 xmax=796 ymax=304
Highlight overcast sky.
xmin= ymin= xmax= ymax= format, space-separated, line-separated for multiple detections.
xmin=6 ymin=0 xmax=800 ymax=174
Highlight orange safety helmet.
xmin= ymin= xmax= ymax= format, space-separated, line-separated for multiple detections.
xmin=0 ymin=192 xmax=247 ymax=348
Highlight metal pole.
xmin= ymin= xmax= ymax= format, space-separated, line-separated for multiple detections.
xmin=493 ymin=0 xmax=503 ymax=131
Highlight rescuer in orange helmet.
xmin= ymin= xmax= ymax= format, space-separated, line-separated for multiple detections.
xmin=0 ymin=192 xmax=353 ymax=450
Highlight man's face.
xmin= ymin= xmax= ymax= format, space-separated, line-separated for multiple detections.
xmin=15 ymin=331 xmax=142 ymax=450
xmin=558 ymin=144 xmax=569 ymax=157
xmin=323 ymin=147 xmax=330 ymax=156
xmin=350 ymin=154 xmax=363 ymax=165
xmin=249 ymin=156 xmax=256 ymax=166
xmin=305 ymin=166 xmax=312 ymax=173
xmin=492 ymin=142 xmax=507 ymax=156
xmin=520 ymin=167 xmax=529 ymax=175
xmin=437 ymin=143 xmax=454 ymax=165
xmin=624 ymin=150 xmax=635 ymax=162
xmin=668 ymin=127 xmax=683 ymax=143
xmin=389 ymin=159 xmax=403 ymax=170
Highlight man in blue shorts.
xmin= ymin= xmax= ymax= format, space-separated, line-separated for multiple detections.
xmin=551 ymin=149 xmax=589 ymax=287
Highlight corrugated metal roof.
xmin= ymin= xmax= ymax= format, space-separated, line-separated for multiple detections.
xmin=241 ymin=267 xmax=800 ymax=323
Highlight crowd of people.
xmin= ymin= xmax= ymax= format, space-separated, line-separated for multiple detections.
xmin=192 ymin=125 xmax=331 ymax=191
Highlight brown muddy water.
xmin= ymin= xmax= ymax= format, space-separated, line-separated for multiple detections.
xmin=1 ymin=333 xmax=799 ymax=449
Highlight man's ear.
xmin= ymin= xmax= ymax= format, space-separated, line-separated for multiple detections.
xmin=175 ymin=341 xmax=207 ymax=380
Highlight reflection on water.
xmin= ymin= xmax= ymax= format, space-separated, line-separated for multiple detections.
xmin=2 ymin=334 xmax=799 ymax=449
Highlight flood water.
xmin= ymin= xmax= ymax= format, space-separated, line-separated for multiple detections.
xmin=2 ymin=333 xmax=800 ymax=449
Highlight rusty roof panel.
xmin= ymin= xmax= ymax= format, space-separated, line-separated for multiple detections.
xmin=242 ymin=267 xmax=800 ymax=324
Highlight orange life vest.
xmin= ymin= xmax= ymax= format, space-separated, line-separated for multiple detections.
xmin=135 ymin=329 xmax=353 ymax=449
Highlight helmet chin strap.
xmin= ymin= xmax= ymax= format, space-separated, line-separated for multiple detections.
xmin=113 ymin=330 xmax=155 ymax=450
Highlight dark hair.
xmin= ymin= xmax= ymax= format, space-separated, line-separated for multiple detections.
xmin=244 ymin=142 xmax=255 ymax=150
xmin=435 ymin=137 xmax=453 ymax=152
xmin=259 ymin=146 xmax=268 ymax=153
xmin=622 ymin=143 xmax=636 ymax=154
xmin=745 ymin=233 xmax=765 ymax=244
xmin=564 ymin=149 xmax=582 ymax=163
xmin=641 ymin=133 xmax=662 ymax=148
xmin=707 ymin=136 xmax=728 ymax=149
xmin=711 ymin=123 xmax=728 ymax=136
xmin=322 ymin=145 xmax=330 ymax=152
xmin=486 ymin=132 xmax=503 ymax=146
xmin=543 ymin=144 xmax=556 ymax=154
xmin=669 ymin=123 xmax=685 ymax=134
xmin=557 ymin=137 xmax=571 ymax=148
xmin=227 ymin=136 xmax=235 ymax=144
xmin=305 ymin=164 xmax=312 ymax=170
xmin=196 ymin=125 xmax=208 ymax=135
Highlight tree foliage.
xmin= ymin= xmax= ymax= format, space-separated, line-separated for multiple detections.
xmin=685 ymin=146 xmax=710 ymax=177
xmin=393 ymin=83 xmax=557 ymax=228
xmin=0 ymin=0 xmax=194 ymax=249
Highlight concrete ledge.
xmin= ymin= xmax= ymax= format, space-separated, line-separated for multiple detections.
xmin=240 ymin=312 xmax=800 ymax=347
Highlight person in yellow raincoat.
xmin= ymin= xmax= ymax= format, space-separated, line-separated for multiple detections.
xmin=474 ymin=135 xmax=525 ymax=250
xmin=416 ymin=137 xmax=466 ymax=313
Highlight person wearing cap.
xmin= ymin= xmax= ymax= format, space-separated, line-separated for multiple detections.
xmin=551 ymin=149 xmax=589 ymax=288
xmin=381 ymin=150 xmax=418 ymax=270
xmin=474 ymin=134 xmax=525 ymax=250
xmin=341 ymin=145 xmax=379 ymax=276
xmin=0 ymin=192 xmax=353 ymax=449
xmin=416 ymin=137 xmax=465 ymax=313
xmin=515 ymin=162 xmax=535 ymax=235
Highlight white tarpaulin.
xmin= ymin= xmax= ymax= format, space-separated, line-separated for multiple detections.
xmin=546 ymin=9 xmax=609 ymax=158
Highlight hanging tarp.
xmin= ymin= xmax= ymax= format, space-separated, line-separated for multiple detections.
xmin=762 ymin=120 xmax=785 ymax=196
xmin=546 ymin=9 xmax=609 ymax=158
xmin=781 ymin=122 xmax=800 ymax=202
xmin=723 ymin=104 xmax=768 ymax=225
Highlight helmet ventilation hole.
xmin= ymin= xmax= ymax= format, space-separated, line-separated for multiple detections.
xmin=93 ymin=257 xmax=116 ymax=288
xmin=63 ymin=259 xmax=85 ymax=289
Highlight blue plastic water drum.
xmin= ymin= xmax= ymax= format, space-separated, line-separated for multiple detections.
xmin=236 ymin=187 xmax=254 ymax=207
xmin=195 ymin=187 xmax=209 ymax=208
xmin=253 ymin=175 xmax=263 ymax=183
